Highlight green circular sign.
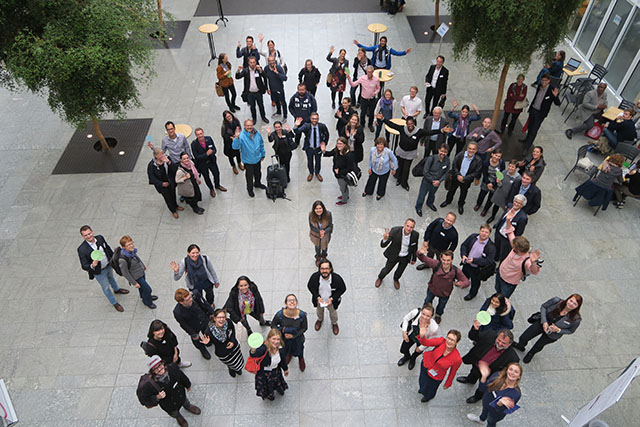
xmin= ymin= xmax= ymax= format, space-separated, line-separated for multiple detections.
xmin=248 ymin=332 xmax=264 ymax=349
xmin=495 ymin=170 xmax=504 ymax=181
xmin=476 ymin=310 xmax=492 ymax=326
xmin=91 ymin=250 xmax=105 ymax=261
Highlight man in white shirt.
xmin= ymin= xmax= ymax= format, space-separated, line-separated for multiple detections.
xmin=401 ymin=86 xmax=423 ymax=119
xmin=376 ymin=219 xmax=420 ymax=289
xmin=307 ymin=260 xmax=347 ymax=335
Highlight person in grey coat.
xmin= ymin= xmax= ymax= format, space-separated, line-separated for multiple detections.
xmin=514 ymin=294 xmax=583 ymax=363
xmin=415 ymin=143 xmax=451 ymax=216
xmin=118 ymin=235 xmax=157 ymax=309
xmin=170 ymin=244 xmax=221 ymax=307
xmin=565 ymin=83 xmax=608 ymax=139
xmin=487 ymin=160 xmax=521 ymax=224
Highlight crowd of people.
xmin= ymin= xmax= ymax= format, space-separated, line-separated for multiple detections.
xmin=70 ymin=32 xmax=616 ymax=427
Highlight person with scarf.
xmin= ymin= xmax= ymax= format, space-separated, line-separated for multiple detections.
xmin=363 ymin=137 xmax=398 ymax=199
xmin=374 ymin=89 xmax=398 ymax=140
xmin=353 ymin=36 xmax=412 ymax=70
xmin=232 ymin=119 xmax=267 ymax=197
xmin=216 ymin=53 xmax=241 ymax=112
xmin=208 ymin=309 xmax=245 ymax=377
xmin=147 ymin=147 xmax=182 ymax=219
xmin=271 ymin=294 xmax=308 ymax=372
xmin=266 ymin=121 xmax=294 ymax=182
xmin=118 ymin=235 xmax=157 ymax=309
xmin=326 ymin=45 xmax=349 ymax=109
xmin=383 ymin=116 xmax=429 ymax=191
xmin=447 ymin=100 xmax=481 ymax=156
xmin=170 ymin=244 xmax=220 ymax=307
xmin=339 ymin=113 xmax=365 ymax=166
xmin=175 ymin=152 xmax=205 ymax=215
xmin=220 ymin=110 xmax=243 ymax=175
xmin=223 ymin=276 xmax=271 ymax=335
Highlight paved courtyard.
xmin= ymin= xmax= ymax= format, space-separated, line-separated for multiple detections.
xmin=0 ymin=1 xmax=639 ymax=426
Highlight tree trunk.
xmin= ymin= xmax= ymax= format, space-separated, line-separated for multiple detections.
xmin=492 ymin=61 xmax=510 ymax=129
xmin=435 ymin=0 xmax=440 ymax=28
xmin=157 ymin=0 xmax=163 ymax=28
xmin=92 ymin=116 xmax=110 ymax=152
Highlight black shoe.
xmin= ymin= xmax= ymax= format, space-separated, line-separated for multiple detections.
xmin=428 ymin=204 xmax=437 ymax=212
xmin=262 ymin=117 xmax=269 ymax=124
xmin=435 ymin=315 xmax=441 ymax=324
xmin=416 ymin=263 xmax=428 ymax=271
xmin=486 ymin=214 xmax=496 ymax=223
xmin=518 ymin=138 xmax=528 ymax=143
xmin=229 ymin=368 xmax=236 ymax=377
xmin=456 ymin=376 xmax=470 ymax=384
xmin=523 ymin=353 xmax=533 ymax=363
xmin=234 ymin=104 xmax=241 ymax=110
xmin=255 ymin=183 xmax=266 ymax=190
xmin=565 ymin=129 xmax=573 ymax=139
xmin=396 ymin=180 xmax=401 ymax=186
xmin=259 ymin=319 xmax=271 ymax=327
xmin=495 ymin=129 xmax=503 ymax=135
xmin=397 ymin=356 xmax=409 ymax=367
xmin=146 ymin=303 xmax=157 ymax=309
xmin=463 ymin=293 xmax=475 ymax=301
xmin=402 ymin=184 xmax=410 ymax=192
xmin=466 ymin=395 xmax=482 ymax=404
xmin=151 ymin=295 xmax=158 ymax=301
xmin=421 ymin=395 xmax=431 ymax=402
xmin=407 ymin=357 xmax=416 ymax=370
xmin=248 ymin=190 xmax=255 ymax=198
xmin=416 ymin=208 xmax=423 ymax=217
xmin=200 ymin=348 xmax=211 ymax=360
xmin=440 ymin=201 xmax=450 ymax=208
xmin=458 ymin=205 xmax=464 ymax=215
xmin=513 ymin=342 xmax=526 ymax=352
xmin=332 ymin=102 xmax=336 ymax=109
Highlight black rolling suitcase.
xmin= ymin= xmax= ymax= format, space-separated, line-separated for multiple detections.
xmin=266 ymin=156 xmax=287 ymax=201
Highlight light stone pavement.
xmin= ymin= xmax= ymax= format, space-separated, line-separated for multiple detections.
xmin=0 ymin=1 xmax=638 ymax=426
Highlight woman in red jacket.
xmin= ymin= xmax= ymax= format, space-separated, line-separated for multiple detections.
xmin=417 ymin=329 xmax=463 ymax=402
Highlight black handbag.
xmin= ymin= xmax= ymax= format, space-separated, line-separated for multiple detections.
xmin=412 ymin=157 xmax=426 ymax=177
xmin=477 ymin=261 xmax=496 ymax=282
xmin=527 ymin=312 xmax=541 ymax=324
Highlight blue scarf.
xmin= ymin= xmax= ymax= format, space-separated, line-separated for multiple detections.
xmin=121 ymin=248 xmax=138 ymax=258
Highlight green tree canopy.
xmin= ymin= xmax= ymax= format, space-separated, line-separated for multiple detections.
xmin=445 ymin=0 xmax=583 ymax=125
xmin=0 ymin=0 xmax=162 ymax=150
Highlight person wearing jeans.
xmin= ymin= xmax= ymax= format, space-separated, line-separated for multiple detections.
xmin=417 ymin=249 xmax=469 ymax=324
xmin=118 ymin=235 xmax=157 ymax=309
xmin=232 ymin=119 xmax=267 ymax=197
xmin=415 ymin=143 xmax=450 ymax=216
xmin=495 ymin=217 xmax=541 ymax=298
xmin=191 ymin=128 xmax=227 ymax=198
xmin=263 ymin=55 xmax=288 ymax=118
xmin=294 ymin=113 xmax=330 ymax=182
xmin=460 ymin=225 xmax=497 ymax=301
xmin=602 ymin=109 xmax=637 ymax=149
xmin=363 ymin=138 xmax=398 ymax=199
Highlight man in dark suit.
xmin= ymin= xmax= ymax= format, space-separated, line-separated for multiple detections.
xmin=460 ymin=224 xmax=497 ymax=301
xmin=456 ymin=322 xmax=519 ymax=403
xmin=506 ymin=172 xmax=541 ymax=215
xmin=191 ymin=127 xmax=227 ymax=198
xmin=147 ymin=148 xmax=181 ymax=219
xmin=173 ymin=288 xmax=215 ymax=360
xmin=376 ymin=219 xmax=419 ymax=289
xmin=422 ymin=106 xmax=452 ymax=157
xmin=235 ymin=56 xmax=269 ymax=124
xmin=520 ymin=74 xmax=560 ymax=154
xmin=424 ymin=55 xmax=449 ymax=117
xmin=294 ymin=113 xmax=330 ymax=182
xmin=77 ymin=225 xmax=129 ymax=312
xmin=440 ymin=141 xmax=483 ymax=215
xmin=307 ymin=259 xmax=347 ymax=335
xmin=493 ymin=194 xmax=529 ymax=262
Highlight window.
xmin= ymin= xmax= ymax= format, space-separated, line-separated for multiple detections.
xmin=621 ymin=62 xmax=640 ymax=102
xmin=605 ymin=9 xmax=640 ymax=89
xmin=589 ymin=0 xmax=633 ymax=65
xmin=576 ymin=0 xmax=613 ymax=54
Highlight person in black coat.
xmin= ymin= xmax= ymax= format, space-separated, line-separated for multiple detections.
xmin=335 ymin=97 xmax=356 ymax=132
xmin=460 ymin=225 xmax=497 ymax=301
xmin=506 ymin=172 xmax=541 ymax=215
xmin=424 ymin=55 xmax=449 ymax=116
xmin=321 ymin=137 xmax=356 ymax=205
xmin=142 ymin=319 xmax=191 ymax=368
xmin=493 ymin=195 xmax=529 ymax=263
xmin=383 ymin=116 xmax=429 ymax=190
xmin=191 ymin=128 xmax=227 ymax=198
xmin=236 ymin=35 xmax=260 ymax=67
xmin=298 ymin=59 xmax=321 ymax=96
xmin=307 ymin=259 xmax=347 ymax=335
xmin=208 ymin=309 xmax=245 ymax=377
xmin=339 ymin=113 xmax=365 ymax=165
xmin=223 ymin=275 xmax=271 ymax=336
xmin=173 ymin=288 xmax=214 ymax=360
xmin=440 ymin=141 xmax=482 ymax=215
xmin=295 ymin=114 xmax=330 ymax=182
xmin=266 ymin=121 xmax=294 ymax=182
xmin=520 ymin=74 xmax=560 ymax=153
xmin=147 ymin=148 xmax=181 ymax=219
xmin=456 ymin=322 xmax=519 ymax=404
xmin=236 ymin=56 xmax=269 ymax=124
xmin=251 ymin=329 xmax=289 ymax=401
xmin=138 ymin=357 xmax=200 ymax=425
xmin=77 ymin=225 xmax=129 ymax=311
xmin=376 ymin=219 xmax=419 ymax=289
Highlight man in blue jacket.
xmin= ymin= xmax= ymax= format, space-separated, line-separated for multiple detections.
xmin=353 ymin=36 xmax=412 ymax=70
xmin=232 ymin=119 xmax=266 ymax=197
xmin=289 ymin=83 xmax=318 ymax=146
xmin=263 ymin=55 xmax=288 ymax=119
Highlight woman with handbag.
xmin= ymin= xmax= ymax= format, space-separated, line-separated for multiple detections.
xmin=517 ymin=146 xmax=546 ymax=184
xmin=266 ymin=121 xmax=294 ymax=182
xmin=208 ymin=308 xmax=245 ymax=377
xmin=223 ymin=276 xmax=271 ymax=336
xmin=514 ymin=294 xmax=582 ymax=363
xmin=321 ymin=137 xmax=356 ymax=206
xmin=497 ymin=74 xmax=527 ymax=136
xmin=250 ymin=328 xmax=289 ymax=401
xmin=142 ymin=319 xmax=191 ymax=368
xmin=216 ymin=53 xmax=241 ymax=112
xmin=271 ymin=294 xmax=308 ymax=371
xmin=308 ymin=200 xmax=333 ymax=265
xmin=478 ymin=293 xmax=514 ymax=332
xmin=416 ymin=329 xmax=463 ymax=402
xmin=339 ymin=113 xmax=365 ymax=166
xmin=397 ymin=304 xmax=440 ymax=370
xmin=326 ymin=46 xmax=349 ymax=109
xmin=467 ymin=362 xmax=523 ymax=426
xmin=220 ymin=110 xmax=243 ymax=175
xmin=175 ymin=152 xmax=205 ymax=215
xmin=363 ymin=137 xmax=398 ymax=200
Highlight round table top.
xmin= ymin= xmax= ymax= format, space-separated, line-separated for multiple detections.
xmin=376 ymin=69 xmax=394 ymax=82
xmin=175 ymin=124 xmax=193 ymax=138
xmin=198 ymin=24 xmax=219 ymax=34
xmin=368 ymin=23 xmax=387 ymax=34
xmin=384 ymin=118 xmax=406 ymax=136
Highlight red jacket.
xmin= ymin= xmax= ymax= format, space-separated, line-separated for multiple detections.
xmin=417 ymin=337 xmax=462 ymax=388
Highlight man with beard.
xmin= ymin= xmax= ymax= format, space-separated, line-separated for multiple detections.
xmin=307 ymin=259 xmax=347 ymax=335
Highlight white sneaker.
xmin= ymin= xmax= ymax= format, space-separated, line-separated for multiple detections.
xmin=179 ymin=360 xmax=192 ymax=368
xmin=466 ymin=414 xmax=482 ymax=424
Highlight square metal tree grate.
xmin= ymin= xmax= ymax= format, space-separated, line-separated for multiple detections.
xmin=151 ymin=20 xmax=190 ymax=49
xmin=407 ymin=15 xmax=453 ymax=44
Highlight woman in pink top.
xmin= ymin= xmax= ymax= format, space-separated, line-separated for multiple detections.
xmin=495 ymin=211 xmax=541 ymax=298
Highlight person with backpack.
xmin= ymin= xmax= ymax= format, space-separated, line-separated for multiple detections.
xmin=460 ymin=224 xmax=497 ymax=301
xmin=271 ymin=294 xmax=308 ymax=372
xmin=249 ymin=328 xmax=289 ymax=401
xmin=417 ymin=249 xmax=469 ymax=324
xmin=173 ymin=288 xmax=215 ymax=360
xmin=397 ymin=304 xmax=440 ymax=371
xmin=77 ymin=225 xmax=129 ymax=312
xmin=117 ymin=235 xmax=157 ymax=309
xmin=207 ymin=308 xmax=245 ymax=377
xmin=170 ymin=244 xmax=220 ymax=307
xmin=142 ymin=319 xmax=191 ymax=368
xmin=137 ymin=355 xmax=201 ymax=427
xmin=223 ymin=276 xmax=271 ymax=335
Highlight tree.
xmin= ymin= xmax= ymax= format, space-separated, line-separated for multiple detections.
xmin=444 ymin=0 xmax=583 ymax=127
xmin=0 ymin=0 xmax=163 ymax=151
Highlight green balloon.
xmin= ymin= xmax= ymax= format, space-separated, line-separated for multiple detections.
xmin=248 ymin=332 xmax=264 ymax=349
xmin=476 ymin=311 xmax=492 ymax=326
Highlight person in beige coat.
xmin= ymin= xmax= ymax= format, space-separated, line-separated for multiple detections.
xmin=175 ymin=152 xmax=205 ymax=215
xmin=308 ymin=200 xmax=333 ymax=266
